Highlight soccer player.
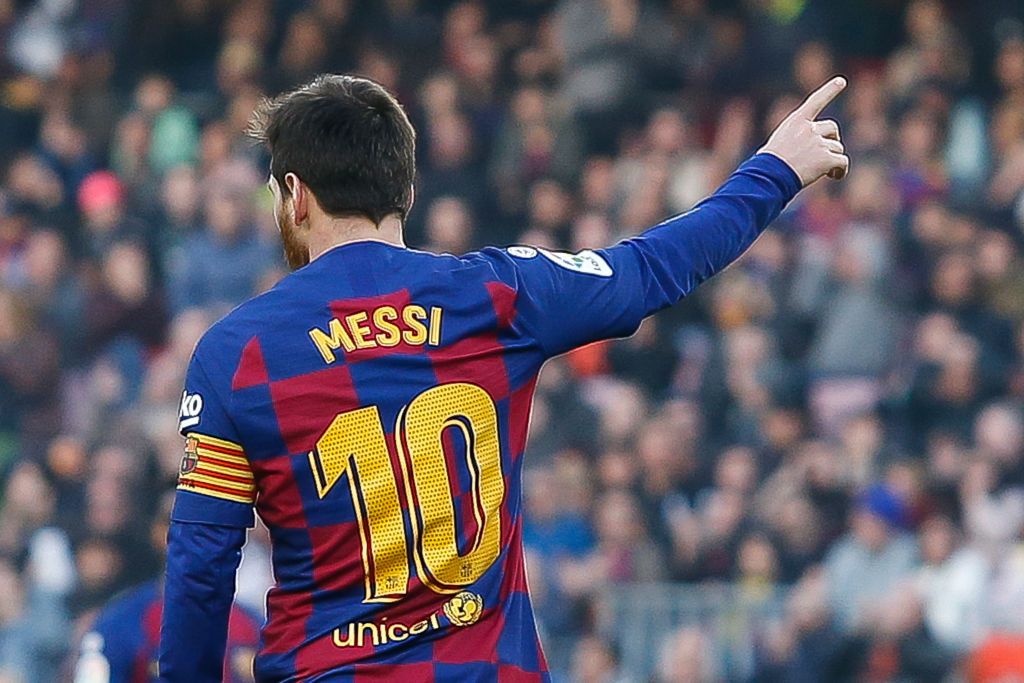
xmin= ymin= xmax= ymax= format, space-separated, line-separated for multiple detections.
xmin=159 ymin=74 xmax=848 ymax=681
xmin=78 ymin=579 xmax=260 ymax=682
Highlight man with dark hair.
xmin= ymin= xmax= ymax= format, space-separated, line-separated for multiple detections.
xmin=245 ymin=74 xmax=417 ymax=269
xmin=159 ymin=73 xmax=849 ymax=681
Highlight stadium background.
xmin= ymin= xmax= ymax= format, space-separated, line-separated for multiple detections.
xmin=2 ymin=0 xmax=1024 ymax=680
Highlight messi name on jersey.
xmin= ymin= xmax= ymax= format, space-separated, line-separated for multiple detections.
xmin=308 ymin=303 xmax=444 ymax=363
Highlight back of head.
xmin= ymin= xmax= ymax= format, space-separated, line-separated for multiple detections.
xmin=247 ymin=74 xmax=416 ymax=224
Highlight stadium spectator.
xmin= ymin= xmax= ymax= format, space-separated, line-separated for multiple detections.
xmin=824 ymin=484 xmax=918 ymax=632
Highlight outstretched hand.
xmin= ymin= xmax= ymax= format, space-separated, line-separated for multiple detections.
xmin=759 ymin=76 xmax=850 ymax=187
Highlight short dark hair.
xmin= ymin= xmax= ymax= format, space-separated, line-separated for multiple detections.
xmin=247 ymin=74 xmax=416 ymax=224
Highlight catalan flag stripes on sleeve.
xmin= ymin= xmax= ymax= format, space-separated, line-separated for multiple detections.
xmin=177 ymin=433 xmax=256 ymax=505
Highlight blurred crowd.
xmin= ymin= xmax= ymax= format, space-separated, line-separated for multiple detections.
xmin=2 ymin=0 xmax=1024 ymax=681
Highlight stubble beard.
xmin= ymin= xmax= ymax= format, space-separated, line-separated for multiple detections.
xmin=278 ymin=204 xmax=310 ymax=271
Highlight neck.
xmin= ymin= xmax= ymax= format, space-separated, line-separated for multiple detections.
xmin=306 ymin=214 xmax=405 ymax=262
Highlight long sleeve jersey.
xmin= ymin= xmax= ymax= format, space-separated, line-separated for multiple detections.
xmin=159 ymin=153 xmax=801 ymax=682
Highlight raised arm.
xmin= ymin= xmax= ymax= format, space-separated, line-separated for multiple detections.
xmin=475 ymin=77 xmax=849 ymax=357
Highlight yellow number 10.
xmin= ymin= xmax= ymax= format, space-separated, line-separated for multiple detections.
xmin=307 ymin=382 xmax=505 ymax=603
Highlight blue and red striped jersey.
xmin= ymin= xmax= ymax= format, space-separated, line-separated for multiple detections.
xmin=81 ymin=580 xmax=260 ymax=683
xmin=161 ymin=154 xmax=802 ymax=682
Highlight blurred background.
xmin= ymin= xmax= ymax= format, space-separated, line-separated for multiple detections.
xmin=1 ymin=0 xmax=1024 ymax=681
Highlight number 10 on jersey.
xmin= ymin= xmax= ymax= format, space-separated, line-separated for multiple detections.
xmin=307 ymin=382 xmax=505 ymax=603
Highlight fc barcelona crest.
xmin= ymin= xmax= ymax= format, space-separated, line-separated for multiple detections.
xmin=180 ymin=436 xmax=200 ymax=475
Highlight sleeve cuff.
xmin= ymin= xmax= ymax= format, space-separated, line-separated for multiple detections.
xmin=746 ymin=152 xmax=804 ymax=201
xmin=172 ymin=490 xmax=255 ymax=529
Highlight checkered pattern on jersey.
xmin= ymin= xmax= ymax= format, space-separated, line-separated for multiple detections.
xmin=220 ymin=246 xmax=549 ymax=682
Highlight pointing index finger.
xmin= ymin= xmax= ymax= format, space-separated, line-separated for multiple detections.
xmin=797 ymin=76 xmax=847 ymax=120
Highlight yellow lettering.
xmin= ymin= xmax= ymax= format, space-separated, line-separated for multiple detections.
xmin=346 ymin=312 xmax=375 ymax=350
xmin=309 ymin=318 xmax=355 ymax=364
xmin=428 ymin=307 xmax=443 ymax=346
xmin=333 ymin=624 xmax=355 ymax=647
xmin=357 ymin=622 xmax=379 ymax=648
xmin=409 ymin=619 xmax=429 ymax=635
xmin=388 ymin=623 xmax=409 ymax=642
xmin=402 ymin=305 xmax=428 ymax=345
xmin=374 ymin=306 xmax=401 ymax=347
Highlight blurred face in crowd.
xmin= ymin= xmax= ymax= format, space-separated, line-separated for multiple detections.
xmin=40 ymin=113 xmax=86 ymax=162
xmin=103 ymin=242 xmax=151 ymax=305
xmin=777 ymin=497 xmax=822 ymax=553
xmin=911 ymin=201 xmax=950 ymax=248
xmin=919 ymin=515 xmax=956 ymax=565
xmin=162 ymin=165 xmax=200 ymax=224
xmin=47 ymin=436 xmax=86 ymax=482
xmin=581 ymin=157 xmax=616 ymax=210
xmin=135 ymin=75 xmax=174 ymax=114
xmin=885 ymin=462 xmax=924 ymax=508
xmin=996 ymin=39 xmax=1024 ymax=92
xmin=926 ymin=433 xmax=967 ymax=482
xmin=0 ymin=289 xmax=29 ymax=345
xmin=935 ymin=334 xmax=979 ymax=404
xmin=737 ymin=533 xmax=779 ymax=583
xmin=570 ymin=636 xmax=618 ymax=683
xmin=852 ymin=508 xmax=891 ymax=552
xmin=524 ymin=468 xmax=558 ymax=522
xmin=86 ymin=475 xmax=130 ymax=536
xmin=931 ymin=251 xmax=976 ymax=307
xmin=206 ymin=189 xmax=249 ymax=243
xmin=703 ymin=489 xmax=746 ymax=542
xmin=529 ymin=180 xmax=572 ymax=233
xmin=843 ymin=161 xmax=897 ymax=220
xmin=760 ymin=408 xmax=804 ymax=453
xmin=715 ymin=446 xmax=757 ymax=495
xmin=638 ymin=422 xmax=678 ymax=475
xmin=75 ymin=538 xmax=123 ymax=592
xmin=279 ymin=12 xmax=328 ymax=74
xmin=428 ymin=112 xmax=473 ymax=169
xmin=793 ymin=42 xmax=834 ymax=93
xmin=658 ymin=627 xmax=716 ymax=683
xmin=898 ymin=111 xmax=939 ymax=165
xmin=425 ymin=197 xmax=472 ymax=254
xmin=7 ymin=154 xmax=64 ymax=207
xmin=23 ymin=229 xmax=66 ymax=291
xmin=598 ymin=449 xmax=636 ymax=489
xmin=647 ymin=109 xmax=690 ymax=156
xmin=595 ymin=490 xmax=643 ymax=547
xmin=1 ymin=462 xmax=54 ymax=527
xmin=974 ymin=403 xmax=1024 ymax=465
xmin=597 ymin=382 xmax=646 ymax=443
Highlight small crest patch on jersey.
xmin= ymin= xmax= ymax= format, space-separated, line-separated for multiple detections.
xmin=180 ymin=435 xmax=199 ymax=475
xmin=538 ymin=248 xmax=613 ymax=277
xmin=443 ymin=591 xmax=484 ymax=627
xmin=507 ymin=246 xmax=538 ymax=259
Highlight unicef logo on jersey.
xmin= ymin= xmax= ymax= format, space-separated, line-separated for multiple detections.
xmin=178 ymin=391 xmax=204 ymax=430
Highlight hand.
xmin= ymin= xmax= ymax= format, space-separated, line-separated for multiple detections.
xmin=759 ymin=76 xmax=850 ymax=186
